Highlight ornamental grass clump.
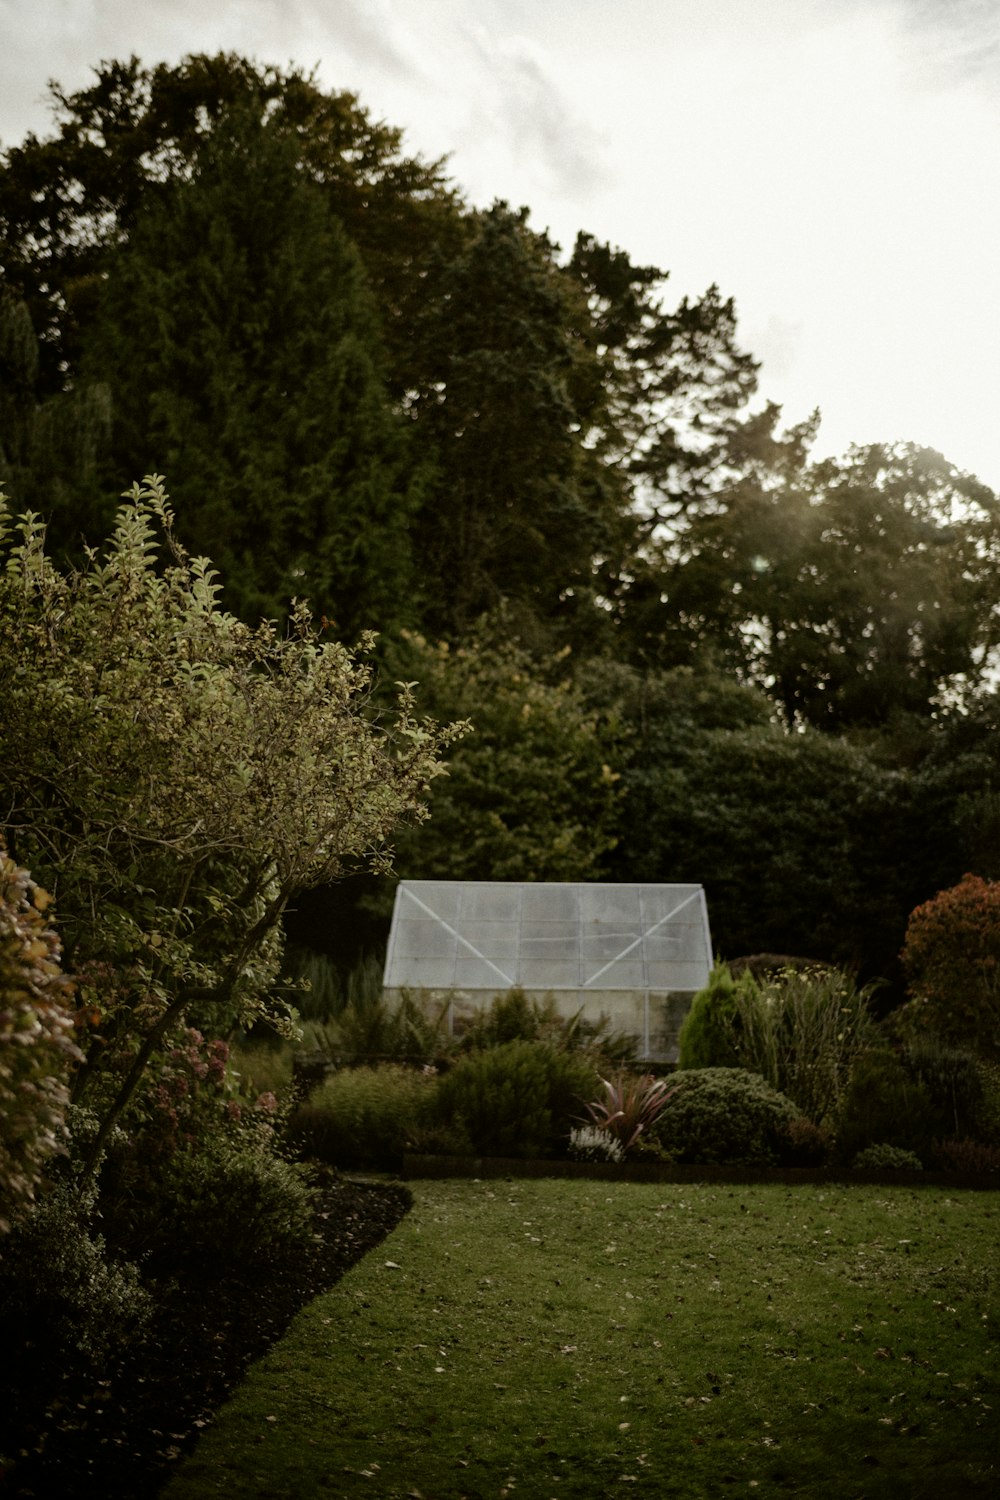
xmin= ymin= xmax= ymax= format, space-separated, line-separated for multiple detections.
xmin=729 ymin=964 xmax=876 ymax=1126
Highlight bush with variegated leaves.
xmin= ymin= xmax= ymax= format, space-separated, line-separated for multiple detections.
xmin=0 ymin=837 xmax=81 ymax=1231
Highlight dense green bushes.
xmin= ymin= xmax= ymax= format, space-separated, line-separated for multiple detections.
xmin=651 ymin=1067 xmax=800 ymax=1167
xmin=434 ymin=1041 xmax=599 ymax=1158
xmin=679 ymin=962 xmax=875 ymax=1128
xmin=287 ymin=1065 xmax=436 ymax=1169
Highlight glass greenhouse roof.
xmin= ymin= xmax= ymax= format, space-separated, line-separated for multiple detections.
xmin=384 ymin=881 xmax=712 ymax=995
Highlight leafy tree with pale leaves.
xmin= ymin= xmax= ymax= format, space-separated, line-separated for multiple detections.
xmin=0 ymin=476 xmax=460 ymax=1173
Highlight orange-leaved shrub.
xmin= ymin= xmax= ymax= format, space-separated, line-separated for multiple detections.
xmin=901 ymin=874 xmax=1000 ymax=1059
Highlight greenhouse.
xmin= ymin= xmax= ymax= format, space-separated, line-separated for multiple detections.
xmin=383 ymin=880 xmax=712 ymax=1061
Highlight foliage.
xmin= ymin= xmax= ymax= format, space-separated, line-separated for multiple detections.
xmin=461 ymin=987 xmax=545 ymax=1047
xmin=432 ymin=1040 xmax=599 ymax=1158
xmin=931 ymin=1137 xmax=1000 ymax=1175
xmin=852 ymin=1143 xmax=924 ymax=1172
xmin=578 ymin=1072 xmax=675 ymax=1154
xmin=972 ymin=1058 xmax=1000 ymax=1143
xmin=97 ymin=1075 xmax=316 ymax=1273
xmin=727 ymin=965 xmax=877 ymax=1126
xmin=81 ymin=111 xmax=420 ymax=632
xmin=0 ymin=837 xmax=81 ymax=1230
xmin=781 ymin=1113 xmax=833 ymax=1166
xmin=677 ymin=961 xmax=750 ymax=1069
xmin=0 ymin=53 xmax=457 ymax=405
xmin=307 ymin=989 xmax=452 ymax=1065
xmin=650 ymin=1067 xmax=800 ymax=1166
xmin=900 ymin=873 xmax=1000 ymax=1058
xmin=833 ymin=1048 xmax=935 ymax=1164
xmin=384 ymin=629 xmax=621 ymax=884
xmin=406 ymin=203 xmax=629 ymax=638
xmin=601 ymin=664 xmax=915 ymax=975
xmin=288 ymin=1064 xmax=437 ymax=1169
xmin=675 ymin=441 xmax=1000 ymax=728
xmin=0 ymin=1173 xmax=152 ymax=1444
xmin=902 ymin=1039 xmax=984 ymax=1140
xmin=0 ymin=478 xmax=459 ymax=1171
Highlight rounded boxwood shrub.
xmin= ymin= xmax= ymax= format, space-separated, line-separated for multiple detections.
xmin=432 ymin=1040 xmax=599 ymax=1158
xmin=852 ymin=1143 xmax=924 ymax=1172
xmin=650 ymin=1067 xmax=799 ymax=1166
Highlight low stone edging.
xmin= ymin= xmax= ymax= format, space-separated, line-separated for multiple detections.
xmin=401 ymin=1154 xmax=999 ymax=1189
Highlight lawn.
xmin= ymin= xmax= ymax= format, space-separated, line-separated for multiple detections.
xmin=164 ymin=1178 xmax=997 ymax=1499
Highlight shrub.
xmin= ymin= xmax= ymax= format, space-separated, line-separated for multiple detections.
xmin=288 ymin=1063 xmax=436 ymax=1168
xmin=972 ymin=1059 xmax=1000 ymax=1143
xmin=432 ymin=1040 xmax=599 ymax=1158
xmin=650 ymin=1067 xmax=799 ymax=1167
xmin=677 ymin=963 xmax=748 ymax=1069
xmin=903 ymin=1039 xmax=984 ymax=1140
xmin=0 ymin=481 xmax=460 ymax=1177
xmin=781 ymin=1114 xmax=832 ymax=1166
xmin=461 ymin=987 xmax=544 ymax=1048
xmin=901 ymin=873 xmax=1000 ymax=1058
xmin=0 ymin=840 xmax=81 ymax=1231
xmin=834 ymin=1048 xmax=935 ymax=1163
xmin=852 ymin=1143 xmax=924 ymax=1172
xmin=578 ymin=1073 xmax=675 ymax=1153
xmin=0 ymin=1176 xmax=152 ymax=1442
xmin=729 ymin=965 xmax=876 ymax=1126
xmin=310 ymin=989 xmax=451 ymax=1065
xmin=459 ymin=989 xmax=639 ymax=1071
xmin=931 ymin=1137 xmax=1000 ymax=1175
xmin=101 ymin=1114 xmax=317 ymax=1272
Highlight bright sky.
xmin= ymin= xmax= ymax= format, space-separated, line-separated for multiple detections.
xmin=2 ymin=0 xmax=999 ymax=491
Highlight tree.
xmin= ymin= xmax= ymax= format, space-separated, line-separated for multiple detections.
xmin=404 ymin=204 xmax=631 ymax=638
xmin=0 ymin=477 xmax=459 ymax=1171
xmin=383 ymin=625 xmax=622 ymax=885
xmin=587 ymin=662 xmax=909 ymax=979
xmin=0 ymin=288 xmax=113 ymax=545
xmin=79 ymin=112 xmax=418 ymax=631
xmin=0 ymin=53 xmax=459 ymax=403
xmin=677 ymin=441 xmax=1000 ymax=728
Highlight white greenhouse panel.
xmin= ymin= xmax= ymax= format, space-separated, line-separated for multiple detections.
xmin=384 ymin=881 xmax=711 ymax=999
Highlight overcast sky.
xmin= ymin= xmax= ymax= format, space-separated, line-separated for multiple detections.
xmin=2 ymin=0 xmax=999 ymax=490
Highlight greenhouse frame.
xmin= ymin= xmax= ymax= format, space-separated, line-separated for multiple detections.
xmin=383 ymin=880 xmax=712 ymax=1061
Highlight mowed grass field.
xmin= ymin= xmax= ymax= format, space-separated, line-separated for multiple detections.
xmin=165 ymin=1179 xmax=997 ymax=1499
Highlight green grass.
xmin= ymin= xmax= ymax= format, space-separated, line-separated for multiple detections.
xmin=164 ymin=1179 xmax=998 ymax=1499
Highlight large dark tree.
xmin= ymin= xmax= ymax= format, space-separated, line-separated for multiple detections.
xmin=0 ymin=53 xmax=460 ymax=402
xmin=78 ymin=112 xmax=417 ymax=631
xmin=404 ymin=204 xmax=631 ymax=637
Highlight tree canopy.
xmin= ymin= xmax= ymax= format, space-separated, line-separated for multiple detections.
xmin=2 ymin=51 xmax=999 ymax=996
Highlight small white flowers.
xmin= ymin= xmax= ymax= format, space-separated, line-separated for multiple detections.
xmin=568 ymin=1126 xmax=625 ymax=1165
